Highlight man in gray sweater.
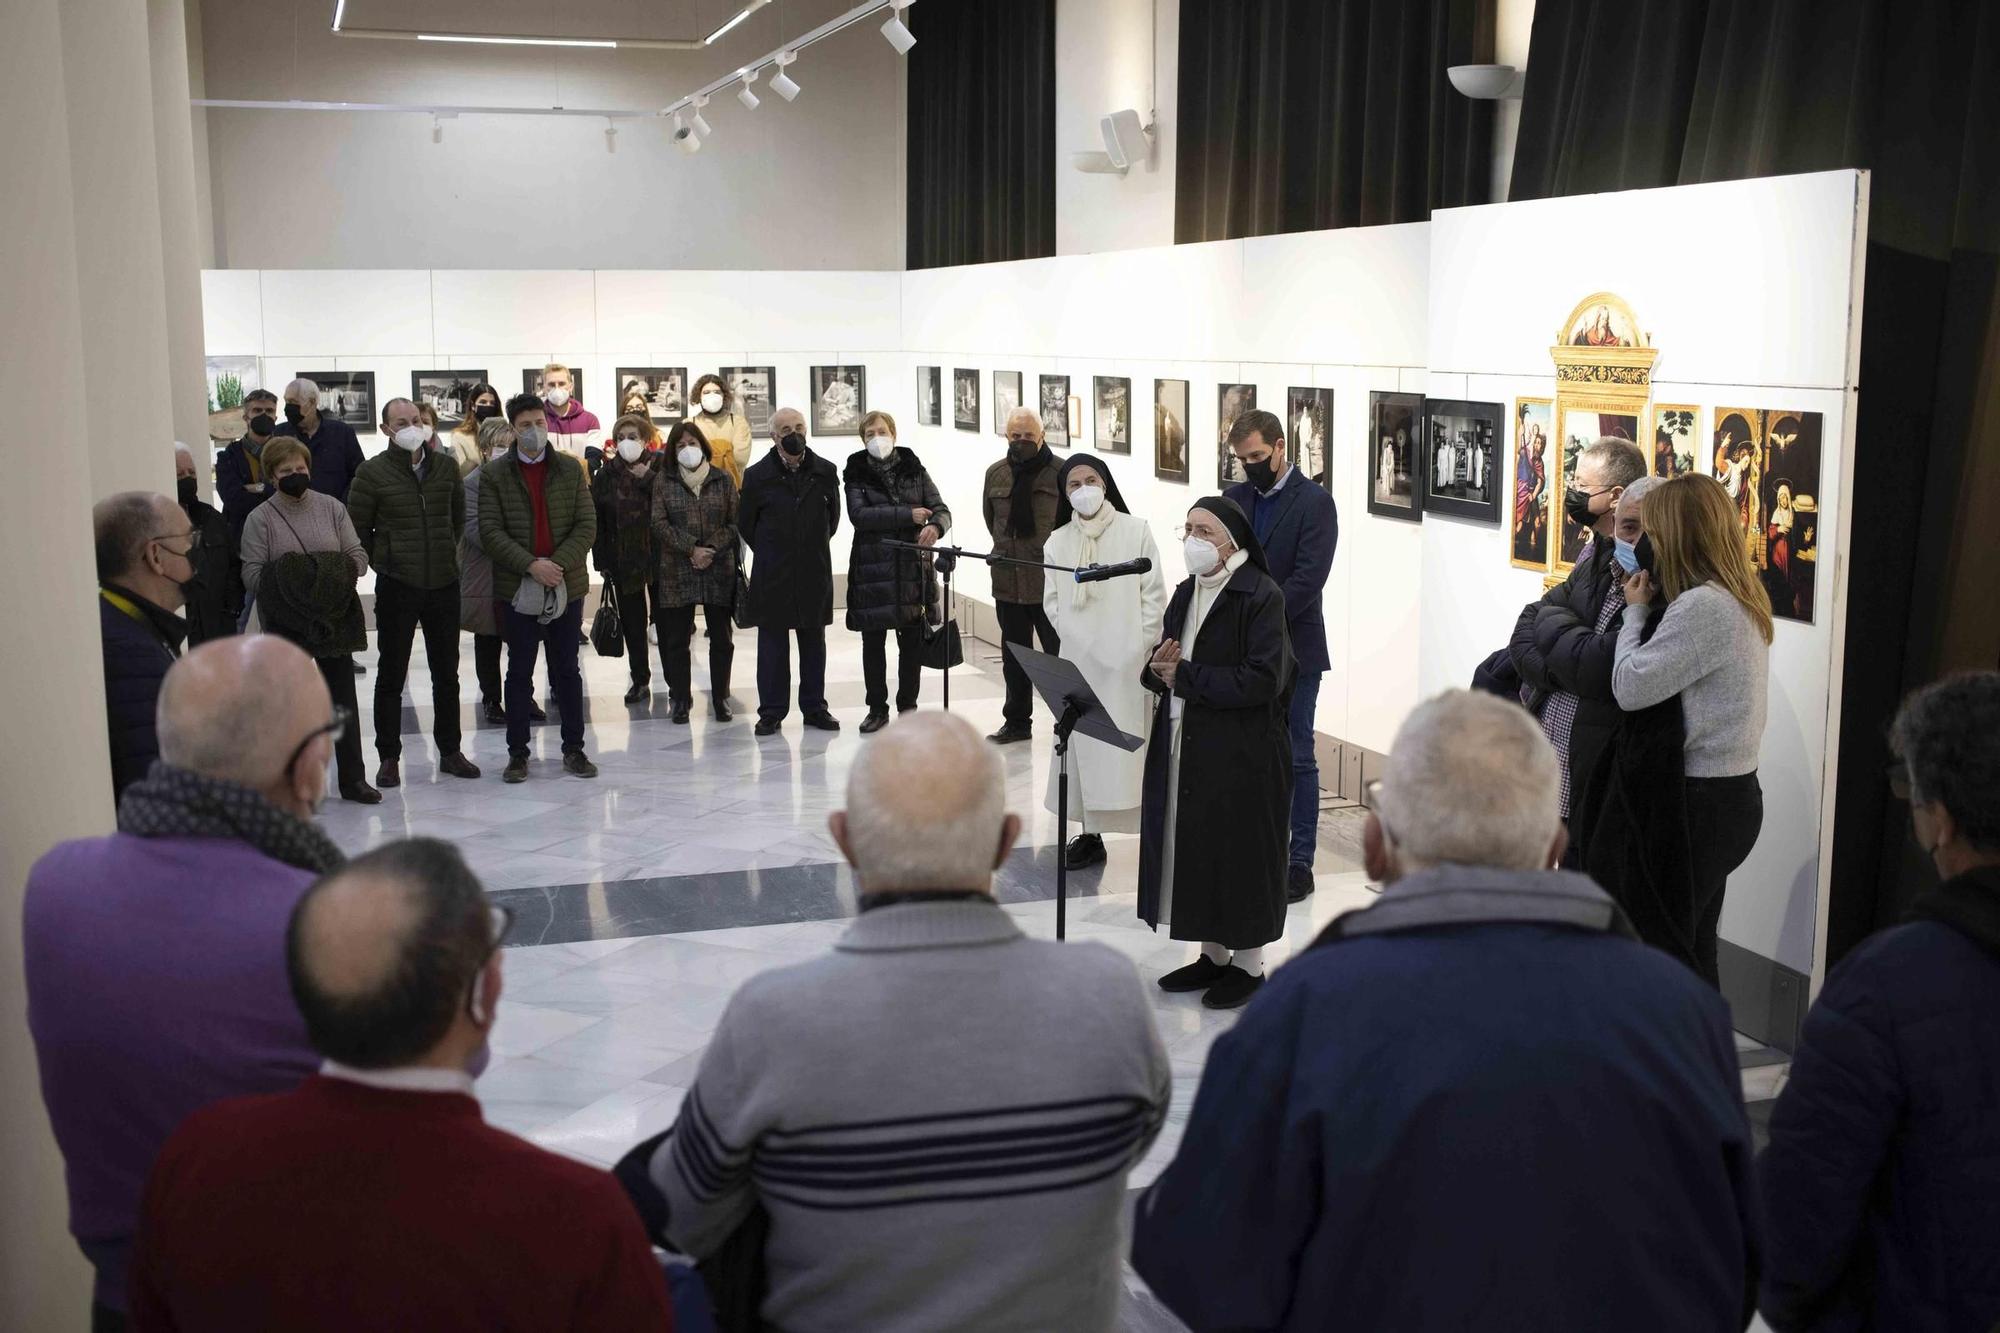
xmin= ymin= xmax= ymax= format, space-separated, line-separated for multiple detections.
xmin=625 ymin=711 xmax=1170 ymax=1332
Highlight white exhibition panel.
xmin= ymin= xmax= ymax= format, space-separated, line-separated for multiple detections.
xmin=1422 ymin=170 xmax=1867 ymax=978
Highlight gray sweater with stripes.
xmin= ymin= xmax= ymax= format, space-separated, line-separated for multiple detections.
xmin=650 ymin=898 xmax=1171 ymax=1332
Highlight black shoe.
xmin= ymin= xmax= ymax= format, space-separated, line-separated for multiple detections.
xmin=804 ymin=711 xmax=841 ymax=732
xmin=859 ymin=710 xmax=890 ymax=734
xmin=1286 ymin=864 xmax=1315 ymax=903
xmin=529 ymin=701 xmax=548 ymax=724
xmin=502 ymin=756 xmax=529 ymax=784
xmin=1065 ymin=833 xmax=1106 ymax=869
xmin=374 ymin=759 xmax=400 ymax=789
xmin=440 ymin=752 xmax=481 ymax=780
xmin=712 ymin=699 xmax=733 ymax=722
xmin=754 ymin=718 xmax=782 ymax=736
xmin=987 ymin=724 xmax=1032 ymax=745
xmin=339 ymin=781 xmax=382 ymax=805
xmin=624 ymin=680 xmax=651 ymax=705
xmin=670 ymin=701 xmax=691 ymax=724
xmin=563 ymin=751 xmax=599 ymax=778
xmin=1157 ymin=956 xmax=1229 ymax=993
xmin=1202 ymin=966 xmax=1265 ymax=1010
xmin=483 ymin=699 xmax=505 ymax=725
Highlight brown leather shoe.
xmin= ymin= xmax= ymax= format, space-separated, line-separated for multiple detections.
xmin=439 ymin=752 xmax=481 ymax=780
xmin=339 ymin=781 xmax=382 ymax=805
xmin=375 ymin=759 xmax=400 ymax=788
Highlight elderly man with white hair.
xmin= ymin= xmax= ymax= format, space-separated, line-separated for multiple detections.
xmin=982 ymin=404 xmax=1063 ymax=744
xmin=272 ymin=376 xmax=366 ymax=504
xmin=1134 ymin=689 xmax=1760 ymax=1333
xmin=618 ymin=710 xmax=1170 ymax=1333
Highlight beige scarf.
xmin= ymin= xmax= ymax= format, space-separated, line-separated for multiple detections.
xmin=679 ymin=460 xmax=712 ymax=496
xmin=1068 ymin=505 xmax=1118 ymax=608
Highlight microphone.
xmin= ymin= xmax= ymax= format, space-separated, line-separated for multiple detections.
xmin=1074 ymin=557 xmax=1153 ymax=584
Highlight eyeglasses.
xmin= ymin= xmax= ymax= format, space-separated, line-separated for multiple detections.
xmin=284 ymin=705 xmax=354 ymax=776
xmin=150 ymin=531 xmax=197 ymax=559
xmin=465 ymin=904 xmax=516 ymax=1024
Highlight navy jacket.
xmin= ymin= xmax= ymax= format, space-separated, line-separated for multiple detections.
xmin=212 ymin=438 xmax=270 ymax=543
xmin=1224 ymin=473 xmax=1337 ymax=674
xmin=98 ymin=588 xmax=186 ymax=800
xmin=273 ymin=416 xmax=366 ymax=503
xmin=1758 ymin=868 xmax=2000 ymax=1333
xmin=1134 ymin=869 xmax=1759 ymax=1332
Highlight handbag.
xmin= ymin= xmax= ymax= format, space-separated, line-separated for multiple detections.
xmin=920 ymin=615 xmax=963 ymax=670
xmin=590 ymin=582 xmax=625 ymax=657
xmin=732 ymin=562 xmax=755 ymax=631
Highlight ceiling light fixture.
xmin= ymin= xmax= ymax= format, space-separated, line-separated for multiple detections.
xmin=332 ymin=0 xmax=348 ymax=31
xmin=690 ymin=95 xmax=714 ymax=138
xmin=414 ymin=33 xmax=618 ymax=48
xmin=706 ymin=0 xmax=773 ymax=46
xmin=880 ymin=1 xmax=915 ymax=54
xmin=768 ymin=51 xmax=801 ymax=101
xmin=736 ymin=70 xmax=761 ymax=110
xmin=663 ymin=1 xmax=916 ymax=121
xmin=672 ymin=112 xmax=701 ymax=154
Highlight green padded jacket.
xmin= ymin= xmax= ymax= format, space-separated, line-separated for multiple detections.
xmin=346 ymin=449 xmax=466 ymax=590
xmin=477 ymin=449 xmax=596 ymax=601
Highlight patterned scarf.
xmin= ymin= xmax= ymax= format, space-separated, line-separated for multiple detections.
xmin=117 ymin=763 xmax=346 ymax=874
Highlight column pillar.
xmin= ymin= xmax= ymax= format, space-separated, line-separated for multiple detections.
xmin=150 ymin=0 xmax=215 ymax=483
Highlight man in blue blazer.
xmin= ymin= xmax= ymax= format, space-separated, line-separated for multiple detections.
xmin=1224 ymin=409 xmax=1338 ymax=902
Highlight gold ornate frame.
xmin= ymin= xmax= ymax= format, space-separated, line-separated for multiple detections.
xmin=1546 ymin=293 xmax=1658 ymax=585
xmin=1509 ymin=397 xmax=1554 ymax=572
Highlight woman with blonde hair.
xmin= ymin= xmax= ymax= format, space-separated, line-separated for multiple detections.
xmin=1612 ymin=472 xmax=1773 ymax=985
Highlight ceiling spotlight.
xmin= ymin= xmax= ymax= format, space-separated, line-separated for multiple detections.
xmin=604 ymin=121 xmax=620 ymax=153
xmin=881 ymin=1 xmax=915 ymax=54
xmin=736 ymin=71 xmax=761 ymax=110
xmin=691 ymin=94 xmax=713 ymax=138
xmin=671 ymin=112 xmax=701 ymax=154
xmin=431 ymin=115 xmax=444 ymax=143
xmin=769 ymin=53 xmax=801 ymax=101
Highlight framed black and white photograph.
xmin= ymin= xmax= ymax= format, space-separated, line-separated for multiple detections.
xmin=1367 ymin=391 xmax=1424 ymax=522
xmin=916 ymin=366 xmax=942 ymax=426
xmin=992 ymin=370 xmax=1023 ymax=435
xmin=953 ymin=368 xmax=979 ymax=431
xmin=1422 ymin=399 xmax=1504 ymax=522
xmin=1039 ymin=374 xmax=1070 ymax=447
xmin=1155 ymin=378 xmax=1190 ymax=483
xmin=810 ymin=365 xmax=867 ymax=436
xmin=720 ymin=366 xmax=777 ymax=437
xmin=412 ymin=370 xmax=487 ymax=431
xmin=1287 ymin=386 xmax=1333 ymax=488
xmin=1217 ymin=383 xmax=1257 ymax=487
xmin=297 ymin=370 xmax=378 ymax=435
xmin=1094 ymin=375 xmax=1131 ymax=454
xmin=521 ymin=367 xmax=585 ymax=407
xmin=616 ymin=368 xmax=686 ymax=426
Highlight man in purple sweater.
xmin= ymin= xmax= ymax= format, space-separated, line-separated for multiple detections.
xmin=24 ymin=634 xmax=348 ymax=1330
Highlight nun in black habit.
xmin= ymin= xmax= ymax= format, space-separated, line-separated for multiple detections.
xmin=1137 ymin=495 xmax=1297 ymax=1010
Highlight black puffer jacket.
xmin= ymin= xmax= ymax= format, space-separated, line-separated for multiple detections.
xmin=346 ymin=450 xmax=465 ymax=590
xmin=1508 ymin=537 xmax=1626 ymax=810
xmin=842 ymin=449 xmax=951 ymax=631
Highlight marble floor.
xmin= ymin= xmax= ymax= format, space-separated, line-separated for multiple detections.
xmin=329 ymin=623 xmax=1784 ymax=1331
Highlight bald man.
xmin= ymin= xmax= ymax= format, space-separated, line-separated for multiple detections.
xmin=129 ymin=840 xmax=675 ymax=1332
xmin=174 ymin=443 xmax=243 ymax=647
xmin=983 ymin=406 xmax=1062 ymax=743
xmin=621 ymin=712 xmax=1169 ymax=1332
xmin=24 ymin=635 xmax=346 ymax=1327
xmin=739 ymin=405 xmax=843 ymax=733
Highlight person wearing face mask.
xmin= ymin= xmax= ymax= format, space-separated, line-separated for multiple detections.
xmin=346 ymin=398 xmax=479 ymax=788
xmin=1041 ymin=455 xmax=1164 ymax=868
xmin=1138 ymin=497 xmax=1296 ymax=1010
xmin=240 ymin=438 xmax=378 ymax=804
xmin=479 ymin=395 xmax=599 ymax=783
xmin=651 ymin=422 xmax=740 ymax=724
xmin=1222 ymin=409 xmax=1340 ymax=903
xmin=592 ymin=415 xmax=666 ymax=704
xmin=215 ymin=387 xmax=280 ymax=546
xmin=536 ymin=363 xmax=603 ymax=463
xmin=1508 ymin=436 xmax=1648 ymax=862
xmin=446 ymin=382 xmax=503 ymax=478
xmin=1759 ymin=671 xmax=2000 ymax=1333
xmin=739 ymin=407 xmax=842 ymax=735
xmin=983 ymin=407 xmax=1064 ymax=744
xmin=843 ymin=410 xmax=951 ymax=732
xmin=174 ymin=443 xmax=242 ymax=647
xmin=689 ymin=373 xmax=750 ymax=489
xmin=271 ymin=377 xmax=366 ymax=504
xmin=94 ymin=491 xmax=197 ymax=798
xmin=23 ymin=636 xmax=349 ymax=1331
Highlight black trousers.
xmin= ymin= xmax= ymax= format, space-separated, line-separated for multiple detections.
xmin=373 ymin=576 xmax=462 ymax=760
xmin=1684 ymin=772 xmax=1764 ymax=988
xmin=504 ymin=599 xmax=586 ymax=759
xmin=613 ymin=581 xmax=655 ymax=686
xmin=862 ymin=625 xmax=925 ymax=713
xmin=756 ymin=624 xmax=826 ymax=723
xmin=474 ymin=631 xmax=503 ymax=707
xmin=316 ymin=653 xmax=366 ymax=788
xmin=658 ymin=601 xmax=735 ymax=705
xmin=995 ymin=600 xmax=1060 ymax=728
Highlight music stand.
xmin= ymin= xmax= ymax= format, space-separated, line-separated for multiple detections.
xmin=1006 ymin=643 xmax=1144 ymax=941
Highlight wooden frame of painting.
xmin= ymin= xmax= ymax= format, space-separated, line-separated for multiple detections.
xmin=1510 ymin=398 xmax=1555 ymax=571
xmin=1038 ymin=374 xmax=1070 ymax=446
xmin=1154 ymin=378 xmax=1190 ymax=483
xmin=916 ymin=366 xmax=942 ymax=426
xmin=1366 ymin=391 xmax=1425 ymax=522
xmin=1547 ymin=291 xmax=1657 ymax=583
xmin=1422 ymin=398 xmax=1505 ymax=523
xmin=953 ymin=368 xmax=979 ymax=431
xmin=1093 ymin=375 xmax=1132 ymax=453
xmin=1552 ymin=399 xmax=1643 ymax=573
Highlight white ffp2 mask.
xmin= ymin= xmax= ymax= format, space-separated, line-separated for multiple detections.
xmin=700 ymin=390 xmax=725 ymax=415
xmin=391 ymin=424 xmax=430 ymax=453
xmin=866 ymin=435 xmax=894 ymax=459
xmin=616 ymin=438 xmax=645 ymax=463
xmin=677 ymin=445 xmax=704 ymax=470
xmin=1069 ymin=485 xmax=1105 ymax=517
xmin=1183 ymin=536 xmax=1220 ymax=576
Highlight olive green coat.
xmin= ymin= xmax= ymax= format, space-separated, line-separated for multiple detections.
xmin=476 ymin=450 xmax=597 ymax=601
xmin=346 ymin=449 xmax=466 ymax=590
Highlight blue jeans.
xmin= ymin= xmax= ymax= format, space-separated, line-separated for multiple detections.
xmin=1288 ymin=671 xmax=1322 ymax=869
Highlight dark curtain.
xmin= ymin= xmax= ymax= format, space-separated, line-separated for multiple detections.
xmin=905 ymin=0 xmax=1054 ymax=269
xmin=1513 ymin=0 xmax=2000 ymax=966
xmin=1175 ymin=0 xmax=1494 ymax=243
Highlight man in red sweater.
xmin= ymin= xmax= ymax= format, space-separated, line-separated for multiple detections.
xmin=128 ymin=839 xmax=674 ymax=1332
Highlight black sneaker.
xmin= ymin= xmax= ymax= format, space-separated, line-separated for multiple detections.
xmin=562 ymin=752 xmax=599 ymax=779
xmin=1065 ymin=833 xmax=1106 ymax=869
xmin=1157 ymin=956 xmax=1229 ymax=993
xmin=502 ymin=757 xmax=529 ymax=784
xmin=1202 ymin=966 xmax=1265 ymax=1010
xmin=755 ymin=718 xmax=782 ymax=736
xmin=1287 ymin=864 xmax=1315 ymax=903
xmin=987 ymin=723 xmax=1032 ymax=745
xmin=859 ymin=710 xmax=890 ymax=734
xmin=803 ymin=711 xmax=841 ymax=732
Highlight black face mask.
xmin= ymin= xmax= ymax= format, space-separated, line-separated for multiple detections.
xmin=1008 ymin=437 xmax=1041 ymax=462
xmin=1563 ymin=488 xmax=1599 ymax=530
xmin=779 ymin=431 xmax=806 ymax=456
xmin=283 ymin=403 xmax=305 ymax=426
xmin=278 ymin=472 xmax=312 ymax=498
xmin=1634 ymin=532 xmax=1657 ymax=575
xmin=472 ymin=403 xmax=499 ymax=422
xmin=1245 ymin=456 xmax=1278 ymax=492
xmin=246 ymin=412 xmax=276 ymax=438
xmin=176 ymin=476 xmax=199 ymax=507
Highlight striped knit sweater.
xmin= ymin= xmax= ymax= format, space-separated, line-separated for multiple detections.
xmin=650 ymin=898 xmax=1170 ymax=1332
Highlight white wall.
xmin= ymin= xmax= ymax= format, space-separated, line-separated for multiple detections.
xmin=1055 ymin=0 xmax=1177 ymax=254
xmin=197 ymin=0 xmax=904 ymax=270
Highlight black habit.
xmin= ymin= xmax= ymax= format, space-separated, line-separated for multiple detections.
xmin=1136 ymin=558 xmax=1296 ymax=948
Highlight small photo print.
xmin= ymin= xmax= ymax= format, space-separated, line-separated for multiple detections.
xmin=412 ymin=370 xmax=488 ymax=431
xmin=296 ymin=370 xmax=378 ymax=435
xmin=810 ymin=365 xmax=868 ymax=436
xmin=953 ymin=368 xmax=980 ymax=431
xmin=1039 ymin=374 xmax=1070 ymax=447
xmin=1155 ymin=379 xmax=1190 ymax=483
xmin=992 ymin=370 xmax=1023 ymax=436
xmin=617 ymin=368 xmax=687 ymax=426
xmin=1094 ymin=376 xmax=1131 ymax=454
xmin=916 ymin=366 xmax=942 ymax=427
xmin=1216 ymin=383 xmax=1256 ymax=487
xmin=720 ymin=367 xmax=777 ymax=437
